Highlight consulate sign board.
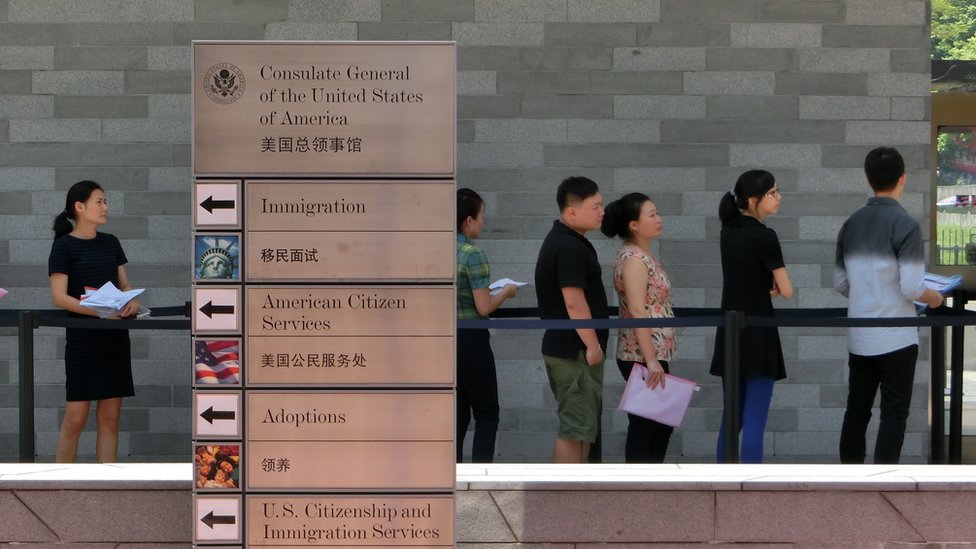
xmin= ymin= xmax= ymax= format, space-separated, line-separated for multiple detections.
xmin=191 ymin=41 xmax=456 ymax=547
xmin=193 ymin=43 xmax=455 ymax=177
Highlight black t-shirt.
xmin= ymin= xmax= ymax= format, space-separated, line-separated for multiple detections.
xmin=534 ymin=220 xmax=609 ymax=359
xmin=48 ymin=232 xmax=128 ymax=301
xmin=719 ymin=215 xmax=784 ymax=314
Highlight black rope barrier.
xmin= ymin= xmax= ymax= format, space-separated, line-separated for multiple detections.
xmin=8 ymin=301 xmax=975 ymax=464
xmin=458 ymin=304 xmax=976 ymax=464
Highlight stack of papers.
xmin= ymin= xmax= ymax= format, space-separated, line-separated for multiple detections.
xmin=915 ymin=273 xmax=963 ymax=314
xmin=80 ymin=282 xmax=148 ymax=318
xmin=924 ymin=273 xmax=963 ymax=294
xmin=489 ymin=278 xmax=528 ymax=296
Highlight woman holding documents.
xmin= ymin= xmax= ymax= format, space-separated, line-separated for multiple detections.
xmin=710 ymin=170 xmax=793 ymax=463
xmin=601 ymin=192 xmax=677 ymax=463
xmin=456 ymin=188 xmax=518 ymax=462
xmin=48 ymin=180 xmax=140 ymax=463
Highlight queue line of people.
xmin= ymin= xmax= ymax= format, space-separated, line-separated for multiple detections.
xmin=46 ymin=146 xmax=939 ymax=465
xmin=457 ymin=146 xmax=943 ymax=465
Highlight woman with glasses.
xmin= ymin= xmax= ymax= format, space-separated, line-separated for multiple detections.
xmin=710 ymin=170 xmax=793 ymax=463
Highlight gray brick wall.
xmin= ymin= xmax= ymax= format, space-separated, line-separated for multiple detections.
xmin=0 ymin=0 xmax=933 ymax=464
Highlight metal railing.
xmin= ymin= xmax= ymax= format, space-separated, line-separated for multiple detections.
xmin=8 ymin=293 xmax=976 ymax=463
xmin=462 ymin=291 xmax=976 ymax=464
xmin=5 ymin=305 xmax=190 ymax=462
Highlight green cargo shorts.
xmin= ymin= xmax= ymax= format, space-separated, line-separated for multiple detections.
xmin=543 ymin=351 xmax=604 ymax=443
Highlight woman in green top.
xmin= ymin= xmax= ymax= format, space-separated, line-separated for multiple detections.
xmin=456 ymin=188 xmax=518 ymax=462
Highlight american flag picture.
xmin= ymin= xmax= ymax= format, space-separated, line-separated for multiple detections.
xmin=194 ymin=339 xmax=241 ymax=385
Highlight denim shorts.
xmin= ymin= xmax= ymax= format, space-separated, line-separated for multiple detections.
xmin=543 ymin=351 xmax=604 ymax=443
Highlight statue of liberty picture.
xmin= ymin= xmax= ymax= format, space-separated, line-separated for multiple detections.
xmin=194 ymin=234 xmax=240 ymax=281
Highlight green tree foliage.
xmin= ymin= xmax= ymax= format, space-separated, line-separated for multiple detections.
xmin=933 ymin=0 xmax=976 ymax=60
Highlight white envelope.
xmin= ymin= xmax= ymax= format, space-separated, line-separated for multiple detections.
xmin=617 ymin=363 xmax=698 ymax=428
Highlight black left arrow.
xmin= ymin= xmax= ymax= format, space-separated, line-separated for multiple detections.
xmin=199 ymin=301 xmax=234 ymax=318
xmin=200 ymin=406 xmax=236 ymax=424
xmin=201 ymin=510 xmax=236 ymax=529
xmin=200 ymin=196 xmax=235 ymax=213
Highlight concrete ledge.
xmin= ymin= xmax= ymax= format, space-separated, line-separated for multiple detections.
xmin=3 ymin=463 xmax=976 ymax=546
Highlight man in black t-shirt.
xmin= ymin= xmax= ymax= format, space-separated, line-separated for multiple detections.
xmin=534 ymin=176 xmax=609 ymax=463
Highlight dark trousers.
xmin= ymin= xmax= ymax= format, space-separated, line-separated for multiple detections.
xmin=457 ymin=329 xmax=499 ymax=463
xmin=617 ymin=359 xmax=674 ymax=463
xmin=839 ymin=344 xmax=918 ymax=464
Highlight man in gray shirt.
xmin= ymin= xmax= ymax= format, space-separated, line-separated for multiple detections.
xmin=834 ymin=147 xmax=944 ymax=464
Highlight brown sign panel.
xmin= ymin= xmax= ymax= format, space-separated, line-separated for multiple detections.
xmin=193 ymin=42 xmax=455 ymax=176
xmin=247 ymin=495 xmax=454 ymax=546
xmin=246 ymin=335 xmax=453 ymax=386
xmin=245 ymin=231 xmax=454 ymax=282
xmin=246 ymin=286 xmax=454 ymax=337
xmin=245 ymin=181 xmax=454 ymax=232
xmin=246 ymin=440 xmax=454 ymax=491
xmin=247 ymin=391 xmax=452 ymax=441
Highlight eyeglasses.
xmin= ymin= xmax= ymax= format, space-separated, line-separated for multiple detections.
xmin=765 ymin=188 xmax=781 ymax=198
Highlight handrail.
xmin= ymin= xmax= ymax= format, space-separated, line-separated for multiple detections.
xmin=9 ymin=302 xmax=976 ymax=464
xmin=460 ymin=304 xmax=976 ymax=464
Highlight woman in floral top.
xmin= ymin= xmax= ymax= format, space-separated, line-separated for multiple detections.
xmin=601 ymin=192 xmax=677 ymax=463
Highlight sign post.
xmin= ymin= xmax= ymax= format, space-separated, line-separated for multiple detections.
xmin=191 ymin=41 xmax=456 ymax=547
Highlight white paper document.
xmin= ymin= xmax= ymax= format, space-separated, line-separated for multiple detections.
xmin=489 ymin=277 xmax=528 ymax=296
xmin=79 ymin=282 xmax=147 ymax=318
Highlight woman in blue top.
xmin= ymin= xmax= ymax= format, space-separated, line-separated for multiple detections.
xmin=48 ymin=180 xmax=141 ymax=463
xmin=456 ymin=188 xmax=518 ymax=462
xmin=710 ymin=170 xmax=793 ymax=463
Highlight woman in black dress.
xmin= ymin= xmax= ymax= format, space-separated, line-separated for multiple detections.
xmin=710 ymin=170 xmax=793 ymax=463
xmin=49 ymin=180 xmax=140 ymax=463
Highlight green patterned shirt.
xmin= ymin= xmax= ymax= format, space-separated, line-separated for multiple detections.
xmin=457 ymin=233 xmax=491 ymax=320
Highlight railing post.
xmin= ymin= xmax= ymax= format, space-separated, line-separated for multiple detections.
xmin=930 ymin=321 xmax=946 ymax=464
xmin=949 ymin=290 xmax=966 ymax=464
xmin=722 ymin=310 xmax=743 ymax=464
xmin=18 ymin=310 xmax=38 ymax=463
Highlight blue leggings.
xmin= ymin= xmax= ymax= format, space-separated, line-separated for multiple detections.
xmin=716 ymin=376 xmax=774 ymax=463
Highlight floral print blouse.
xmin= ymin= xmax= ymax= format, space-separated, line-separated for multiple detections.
xmin=613 ymin=243 xmax=676 ymax=363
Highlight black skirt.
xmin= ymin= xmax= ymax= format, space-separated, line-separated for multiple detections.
xmin=64 ymin=326 xmax=134 ymax=401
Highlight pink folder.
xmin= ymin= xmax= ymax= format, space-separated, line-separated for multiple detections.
xmin=617 ymin=363 xmax=698 ymax=427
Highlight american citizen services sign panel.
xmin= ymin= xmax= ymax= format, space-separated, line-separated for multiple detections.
xmin=190 ymin=41 xmax=456 ymax=548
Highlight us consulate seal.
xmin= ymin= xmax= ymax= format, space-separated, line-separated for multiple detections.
xmin=204 ymin=63 xmax=245 ymax=105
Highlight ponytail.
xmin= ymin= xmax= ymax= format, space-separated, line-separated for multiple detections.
xmin=53 ymin=211 xmax=73 ymax=240
xmin=718 ymin=191 xmax=741 ymax=227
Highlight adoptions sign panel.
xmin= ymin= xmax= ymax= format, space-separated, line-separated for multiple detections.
xmin=246 ymin=392 xmax=454 ymax=491
xmin=193 ymin=42 xmax=455 ymax=177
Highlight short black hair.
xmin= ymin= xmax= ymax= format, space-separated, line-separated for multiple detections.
xmin=864 ymin=147 xmax=905 ymax=192
xmin=556 ymin=176 xmax=599 ymax=211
